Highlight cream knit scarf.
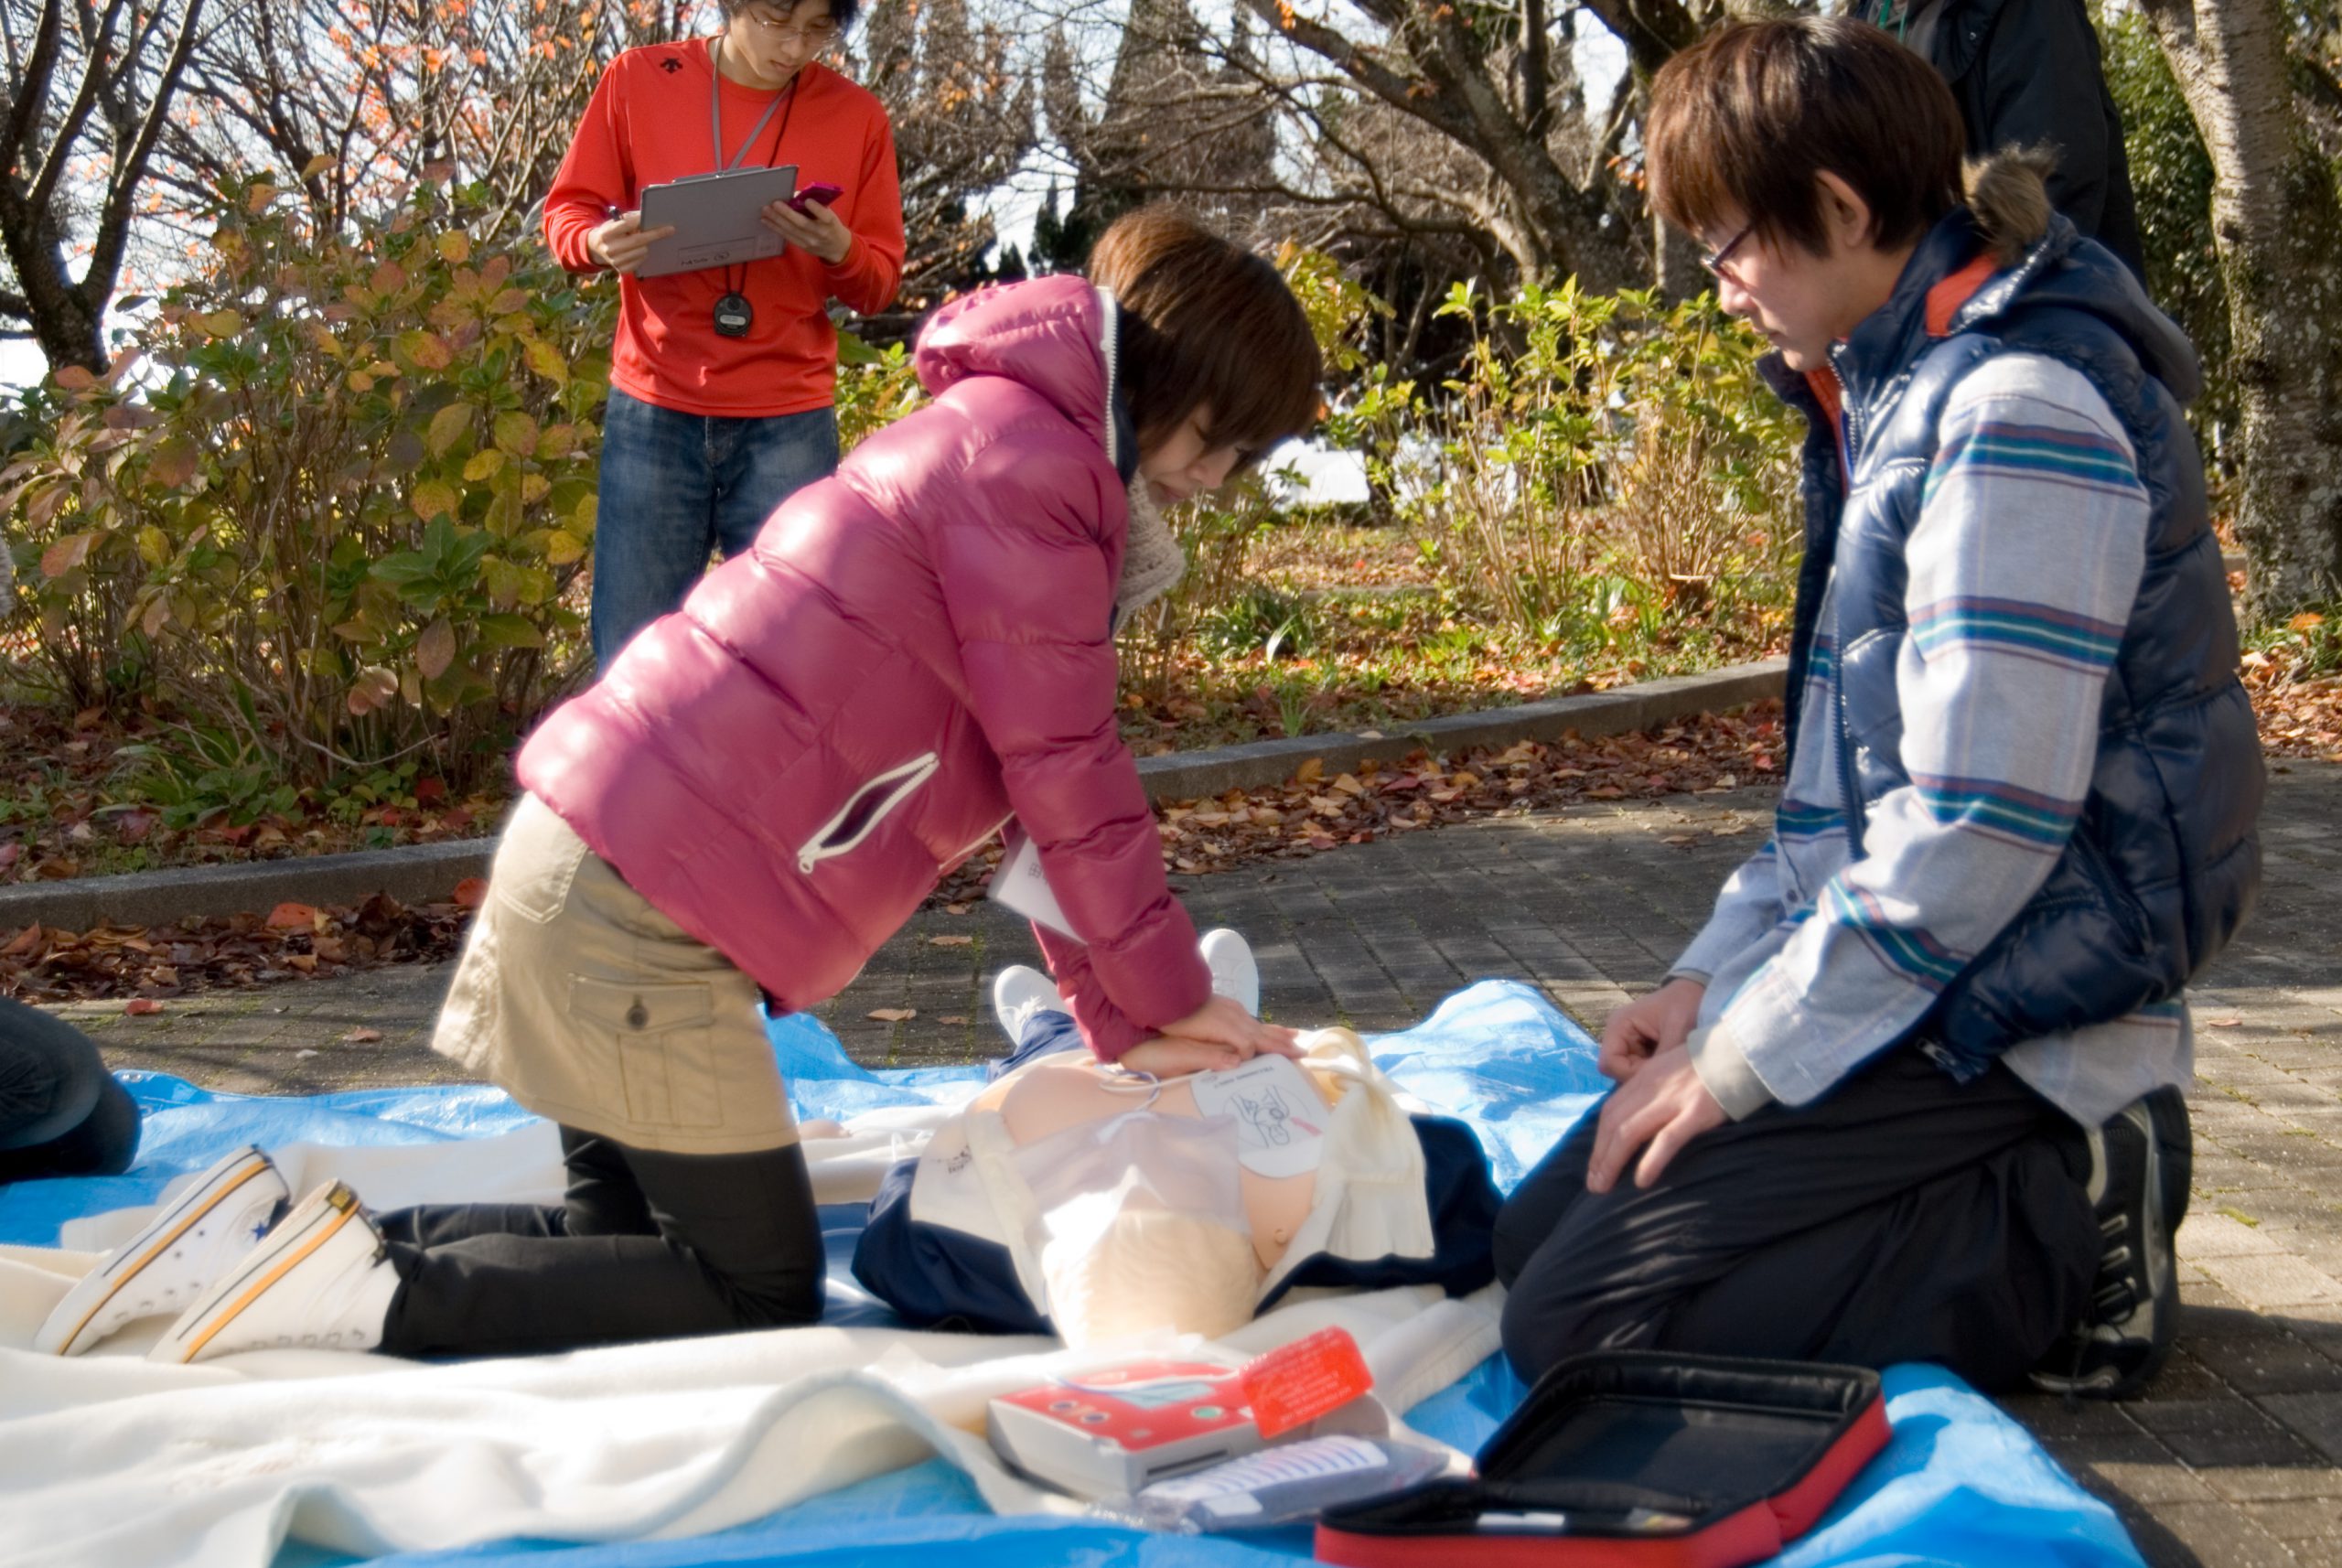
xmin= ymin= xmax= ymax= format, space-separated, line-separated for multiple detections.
xmin=1115 ymin=473 xmax=1185 ymax=624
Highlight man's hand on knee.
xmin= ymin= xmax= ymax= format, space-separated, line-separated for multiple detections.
xmin=1597 ymin=978 xmax=1705 ymax=1083
xmin=1586 ymin=1043 xmax=1727 ymax=1194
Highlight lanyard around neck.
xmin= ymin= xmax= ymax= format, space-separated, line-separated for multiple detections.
xmin=709 ymin=38 xmax=794 ymax=170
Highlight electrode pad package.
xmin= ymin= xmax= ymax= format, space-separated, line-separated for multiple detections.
xmin=1119 ymin=1434 xmax=1457 ymax=1534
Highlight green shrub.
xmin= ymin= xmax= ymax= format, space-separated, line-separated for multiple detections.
xmin=5 ymin=171 xmax=612 ymax=793
xmin=1194 ymin=584 xmax=1324 ymax=660
xmin=1336 ymin=278 xmax=1800 ymax=652
xmin=835 ymin=329 xmax=926 ymax=450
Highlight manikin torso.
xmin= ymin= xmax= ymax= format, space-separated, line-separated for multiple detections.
xmin=974 ymin=1052 xmax=1342 ymax=1272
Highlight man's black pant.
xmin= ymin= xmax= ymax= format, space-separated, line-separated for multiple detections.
xmin=0 ymin=996 xmax=139 ymax=1184
xmin=1494 ymin=1049 xmax=2100 ymax=1391
xmin=378 ymin=1126 xmax=824 ymax=1357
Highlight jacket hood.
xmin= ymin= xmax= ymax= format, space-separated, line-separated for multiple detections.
xmin=915 ymin=274 xmax=1133 ymax=467
xmin=1762 ymin=149 xmax=2199 ymax=411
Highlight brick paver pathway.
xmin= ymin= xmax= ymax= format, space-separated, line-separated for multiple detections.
xmin=55 ymin=759 xmax=2342 ymax=1565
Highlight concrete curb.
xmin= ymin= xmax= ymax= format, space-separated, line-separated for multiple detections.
xmin=0 ymin=659 xmax=1788 ymax=930
xmin=1133 ymin=658 xmax=1787 ymax=800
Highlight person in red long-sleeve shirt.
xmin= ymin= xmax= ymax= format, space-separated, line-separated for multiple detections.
xmin=543 ymin=0 xmax=907 ymax=666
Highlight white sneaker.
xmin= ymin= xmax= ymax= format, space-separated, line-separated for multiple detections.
xmin=992 ymin=963 xmax=1065 ymax=1045
xmin=35 ymin=1144 xmax=290 ymax=1356
xmin=1198 ymin=929 xmax=1260 ymax=1015
xmin=147 ymin=1181 xmax=399 ymax=1363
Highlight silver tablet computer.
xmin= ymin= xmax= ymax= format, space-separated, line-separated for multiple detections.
xmin=635 ymin=164 xmax=799 ymax=279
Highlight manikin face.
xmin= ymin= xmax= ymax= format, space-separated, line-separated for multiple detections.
xmin=1698 ymin=173 xmax=1913 ymax=374
xmin=1137 ymin=405 xmax=1249 ymax=507
xmin=723 ymin=0 xmax=838 ymax=90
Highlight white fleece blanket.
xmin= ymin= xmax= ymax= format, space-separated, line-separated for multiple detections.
xmin=0 ymin=1112 xmax=1501 ymax=1568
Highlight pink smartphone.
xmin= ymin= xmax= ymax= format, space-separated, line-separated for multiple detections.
xmin=790 ymin=181 xmax=844 ymax=212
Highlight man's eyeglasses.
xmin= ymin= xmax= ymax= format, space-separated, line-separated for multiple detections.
xmin=738 ymin=9 xmax=838 ymax=44
xmin=1701 ymin=221 xmax=1756 ymax=279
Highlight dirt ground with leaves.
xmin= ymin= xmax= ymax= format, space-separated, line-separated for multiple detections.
xmin=1 ymin=705 xmax=1784 ymax=1005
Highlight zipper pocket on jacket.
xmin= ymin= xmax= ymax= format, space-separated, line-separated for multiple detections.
xmin=797 ymin=753 xmax=940 ymax=874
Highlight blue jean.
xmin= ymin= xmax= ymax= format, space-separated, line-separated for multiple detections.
xmin=987 ymin=1007 xmax=1085 ymax=1080
xmin=590 ymin=388 xmax=840 ymax=668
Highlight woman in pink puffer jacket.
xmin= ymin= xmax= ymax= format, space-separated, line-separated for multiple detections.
xmin=99 ymin=207 xmax=1326 ymax=1369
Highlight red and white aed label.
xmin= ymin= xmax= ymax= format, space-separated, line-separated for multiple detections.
xmin=1240 ymin=1326 xmax=1374 ymax=1439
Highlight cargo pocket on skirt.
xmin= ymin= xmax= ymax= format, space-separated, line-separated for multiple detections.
xmin=568 ymin=976 xmax=722 ymax=1129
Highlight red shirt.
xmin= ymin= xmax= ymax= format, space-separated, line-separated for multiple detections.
xmin=543 ymin=42 xmax=905 ymax=418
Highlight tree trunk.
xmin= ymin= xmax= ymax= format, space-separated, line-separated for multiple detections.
xmin=1652 ymin=209 xmax=1705 ymax=304
xmin=0 ymin=220 xmax=105 ymax=371
xmin=2143 ymin=0 xmax=2342 ymax=619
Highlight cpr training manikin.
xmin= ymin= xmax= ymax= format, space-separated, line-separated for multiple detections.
xmin=852 ymin=1029 xmax=1502 ymax=1344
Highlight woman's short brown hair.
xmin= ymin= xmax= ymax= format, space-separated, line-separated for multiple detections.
xmin=1087 ymin=206 xmax=1322 ymax=463
xmin=1647 ymin=16 xmax=1965 ymax=258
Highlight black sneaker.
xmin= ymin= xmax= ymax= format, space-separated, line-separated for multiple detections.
xmin=2030 ymin=1088 xmax=2187 ymax=1400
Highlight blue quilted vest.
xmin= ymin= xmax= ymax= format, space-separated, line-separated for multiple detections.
xmin=1766 ymin=209 xmax=2262 ymax=1074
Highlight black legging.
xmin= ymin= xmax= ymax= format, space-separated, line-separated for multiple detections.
xmin=375 ymin=1125 xmax=826 ymax=1357
xmin=1493 ymin=1049 xmax=2098 ymax=1392
xmin=0 ymin=995 xmax=140 ymax=1183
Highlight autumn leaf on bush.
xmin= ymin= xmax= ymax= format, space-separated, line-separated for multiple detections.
xmin=348 ymin=665 xmax=399 ymax=716
xmin=39 ymin=532 xmax=95 ymax=579
xmin=493 ymin=411 xmax=540 ymax=458
xmin=411 ymin=477 xmax=458 ymax=520
xmin=415 ymin=618 xmax=457 ymax=680
xmin=398 ymin=328 xmax=454 ymax=371
xmin=524 ymin=338 xmax=568 ymax=385
xmin=145 ymin=437 xmax=199 ymax=489
xmin=426 ymin=402 xmax=472 ymax=456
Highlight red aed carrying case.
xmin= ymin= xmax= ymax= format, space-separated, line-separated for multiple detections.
xmin=1314 ymin=1352 xmax=1891 ymax=1568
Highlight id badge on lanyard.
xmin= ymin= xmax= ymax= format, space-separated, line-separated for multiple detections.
xmin=708 ymin=38 xmax=795 ymax=338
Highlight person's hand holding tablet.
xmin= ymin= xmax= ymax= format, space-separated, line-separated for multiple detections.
xmin=586 ymin=209 xmax=680 ymax=275
xmin=761 ymin=189 xmax=850 ymax=263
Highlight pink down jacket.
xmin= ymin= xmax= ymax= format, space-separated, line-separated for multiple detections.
xmin=516 ymin=274 xmax=1213 ymax=1060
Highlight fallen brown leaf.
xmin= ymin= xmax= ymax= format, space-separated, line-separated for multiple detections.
xmin=342 ymin=1026 xmax=384 ymax=1043
xmin=123 ymin=997 xmax=164 ymax=1015
xmin=866 ymin=1007 xmax=917 ymax=1023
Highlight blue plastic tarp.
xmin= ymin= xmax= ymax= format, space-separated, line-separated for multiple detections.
xmin=1 ymin=981 xmax=2143 ymax=1568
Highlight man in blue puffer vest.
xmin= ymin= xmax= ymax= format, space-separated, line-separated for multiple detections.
xmin=1492 ymin=16 xmax=2261 ymax=1400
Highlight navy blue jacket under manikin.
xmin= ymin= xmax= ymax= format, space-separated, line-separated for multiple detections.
xmin=1769 ymin=208 xmax=2261 ymax=1077
xmin=851 ymin=1114 xmax=1501 ymax=1336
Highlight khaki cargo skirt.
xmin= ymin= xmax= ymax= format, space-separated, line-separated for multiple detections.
xmin=431 ymin=793 xmax=799 ymax=1155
